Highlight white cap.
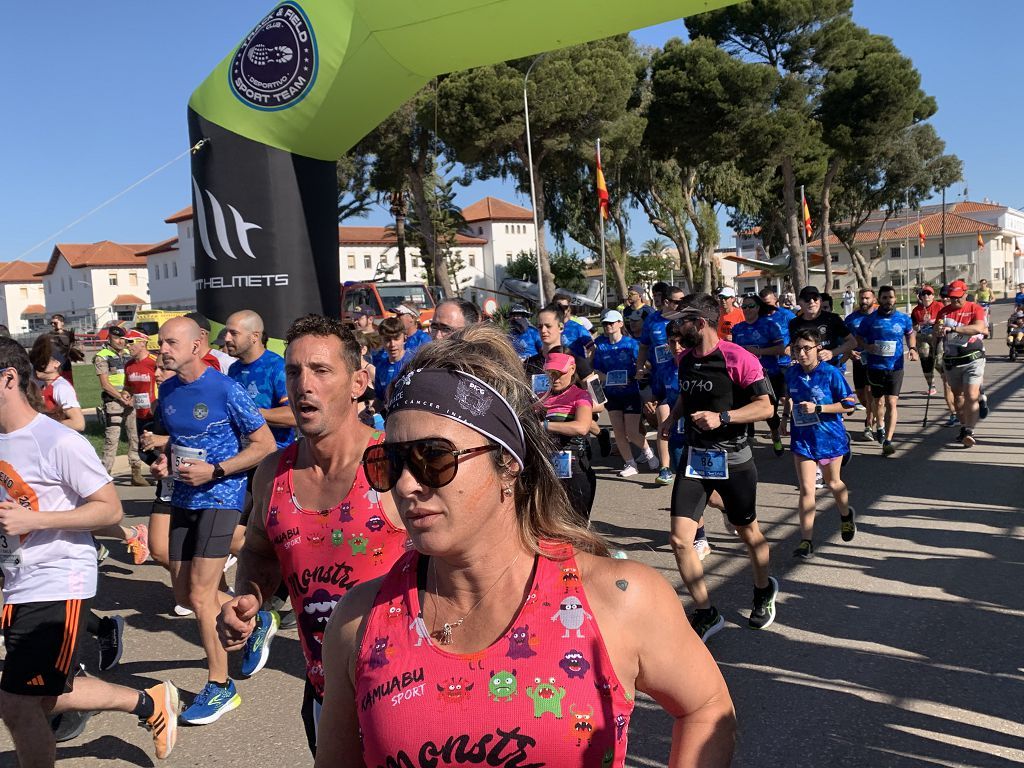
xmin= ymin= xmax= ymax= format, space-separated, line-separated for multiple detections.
xmin=717 ymin=286 xmax=737 ymax=298
xmin=393 ymin=304 xmax=419 ymax=317
xmin=601 ymin=309 xmax=624 ymax=323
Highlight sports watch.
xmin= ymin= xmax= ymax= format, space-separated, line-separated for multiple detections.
xmin=719 ymin=411 xmax=731 ymax=425
xmin=212 ymin=463 xmax=226 ymax=480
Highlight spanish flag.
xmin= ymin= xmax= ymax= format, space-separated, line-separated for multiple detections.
xmin=596 ymin=144 xmax=609 ymax=221
xmin=977 ymin=232 xmax=984 ymax=248
xmin=918 ymin=223 xmax=926 ymax=247
xmin=802 ymin=193 xmax=812 ymax=238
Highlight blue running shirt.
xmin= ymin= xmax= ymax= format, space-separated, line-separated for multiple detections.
xmin=843 ymin=309 xmax=874 ymax=338
xmin=858 ymin=310 xmax=914 ymax=370
xmin=592 ymin=335 xmax=640 ymax=395
xmin=732 ymin=317 xmax=790 ymax=374
xmin=785 ymin=364 xmax=855 ymax=460
xmin=509 ymin=325 xmax=542 ymax=360
xmin=374 ymin=350 xmax=414 ymax=401
xmin=228 ymin=350 xmax=294 ymax=449
xmin=560 ymin=319 xmax=592 ymax=357
xmin=158 ymin=368 xmax=267 ymax=510
xmin=640 ymin=310 xmax=674 ymax=377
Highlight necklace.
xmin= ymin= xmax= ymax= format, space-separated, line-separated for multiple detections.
xmin=430 ymin=553 xmax=522 ymax=646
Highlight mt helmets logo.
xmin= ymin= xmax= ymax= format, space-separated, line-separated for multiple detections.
xmin=230 ymin=2 xmax=318 ymax=111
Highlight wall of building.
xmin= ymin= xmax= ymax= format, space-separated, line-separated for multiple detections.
xmin=148 ymin=221 xmax=197 ymax=310
xmin=0 ymin=282 xmax=46 ymax=332
xmin=43 ymin=258 xmax=149 ymax=329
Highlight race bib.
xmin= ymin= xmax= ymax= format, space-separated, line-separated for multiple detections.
xmin=551 ymin=451 xmax=573 ymax=479
xmin=684 ymin=447 xmax=729 ymax=480
xmin=0 ymin=533 xmax=23 ymax=567
xmin=792 ymin=408 xmax=820 ymax=427
xmin=876 ymin=340 xmax=897 ymax=357
xmin=654 ymin=344 xmax=672 ymax=365
xmin=605 ymin=370 xmax=629 ymax=388
xmin=531 ymin=374 xmax=551 ymax=396
xmin=133 ymin=392 xmax=151 ymax=410
xmin=171 ymin=444 xmax=208 ymax=480
xmin=158 ymin=478 xmax=174 ymax=502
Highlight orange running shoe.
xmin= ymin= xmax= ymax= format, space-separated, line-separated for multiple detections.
xmin=126 ymin=524 xmax=150 ymax=566
xmin=142 ymin=681 xmax=179 ymax=759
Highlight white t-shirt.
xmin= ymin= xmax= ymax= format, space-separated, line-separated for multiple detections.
xmin=37 ymin=375 xmax=81 ymax=410
xmin=0 ymin=414 xmax=111 ymax=603
xmin=210 ymin=348 xmax=235 ymax=372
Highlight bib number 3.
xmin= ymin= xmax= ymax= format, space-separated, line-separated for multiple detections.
xmin=0 ymin=533 xmax=23 ymax=567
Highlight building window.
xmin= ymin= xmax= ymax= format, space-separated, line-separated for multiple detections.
xmin=172 ymin=262 xmax=178 ymax=278
xmin=347 ymin=255 xmax=356 ymax=269
xmin=109 ymin=272 xmax=118 ymax=286
xmin=469 ymin=253 xmax=476 ymax=267
xmin=478 ymin=226 xmax=483 ymax=235
xmin=913 ymin=245 xmax=919 ymax=257
xmin=505 ymin=225 xmax=509 ymax=233
xmin=831 ymin=252 xmax=839 ymax=262
xmin=832 ymin=279 xmax=840 ymax=290
xmin=994 ymin=268 xmax=1002 ymax=280
xmin=19 ymin=287 xmax=28 ymax=299
xmin=889 ymin=247 xmax=901 ymax=261
xmin=363 ymin=255 xmax=372 ymax=269
xmin=506 ymin=252 xmax=513 ymax=260
xmin=129 ymin=272 xmax=138 ymax=287
xmin=870 ymin=276 xmax=878 ymax=287
xmin=186 ymin=224 xmax=192 ymax=239
xmin=379 ymin=254 xmax=387 ymax=265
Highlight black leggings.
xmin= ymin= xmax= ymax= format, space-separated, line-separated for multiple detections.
xmin=766 ymin=372 xmax=785 ymax=433
xmin=561 ymin=457 xmax=596 ymax=524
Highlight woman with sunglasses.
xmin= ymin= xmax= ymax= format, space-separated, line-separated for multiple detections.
xmin=314 ymin=324 xmax=735 ymax=768
xmin=731 ymin=294 xmax=790 ymax=456
xmin=785 ymin=328 xmax=858 ymax=560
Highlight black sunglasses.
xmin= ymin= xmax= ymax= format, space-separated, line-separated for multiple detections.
xmin=362 ymin=438 xmax=499 ymax=492
xmin=741 ymin=303 xmax=757 ymax=309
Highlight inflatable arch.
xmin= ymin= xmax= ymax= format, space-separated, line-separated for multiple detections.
xmin=188 ymin=0 xmax=737 ymax=337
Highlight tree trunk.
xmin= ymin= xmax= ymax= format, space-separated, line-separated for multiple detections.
xmin=391 ymin=191 xmax=408 ymax=282
xmin=820 ymin=159 xmax=839 ymax=294
xmin=633 ymin=186 xmax=693 ymax=290
xmin=782 ymin=157 xmax=806 ymax=292
xmin=609 ymin=218 xmax=629 ymax=302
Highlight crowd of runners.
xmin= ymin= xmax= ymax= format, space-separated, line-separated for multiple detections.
xmin=0 ymin=278 xmax=1011 ymax=766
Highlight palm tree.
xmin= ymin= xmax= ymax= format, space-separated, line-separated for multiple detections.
xmin=640 ymin=237 xmax=671 ymax=258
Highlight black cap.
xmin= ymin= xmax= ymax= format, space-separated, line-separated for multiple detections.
xmin=798 ymin=286 xmax=821 ymax=302
xmin=107 ymin=325 xmax=126 ymax=338
xmin=509 ymin=304 xmax=529 ymax=316
xmin=184 ymin=312 xmax=211 ymax=333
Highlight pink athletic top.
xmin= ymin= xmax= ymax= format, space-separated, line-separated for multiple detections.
xmin=268 ymin=432 xmax=409 ymax=697
xmin=355 ymin=544 xmax=633 ymax=767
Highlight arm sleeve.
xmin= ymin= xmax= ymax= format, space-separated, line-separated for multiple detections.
xmin=729 ymin=346 xmax=768 ymax=390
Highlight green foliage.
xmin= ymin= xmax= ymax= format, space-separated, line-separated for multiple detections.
xmin=505 ymin=249 xmax=587 ymax=295
xmin=336 ymin=152 xmax=374 ymax=223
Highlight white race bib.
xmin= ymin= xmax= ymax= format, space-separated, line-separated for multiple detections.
xmin=171 ymin=445 xmax=207 ymax=480
xmin=654 ymin=344 xmax=672 ymax=365
xmin=133 ymin=392 xmax=151 ymax=410
xmin=876 ymin=340 xmax=897 ymax=357
xmin=792 ymin=408 xmax=821 ymax=427
xmin=551 ymin=450 xmax=573 ymax=479
xmin=0 ymin=532 xmax=23 ymax=567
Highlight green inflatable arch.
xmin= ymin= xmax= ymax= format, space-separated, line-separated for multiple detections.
xmin=187 ymin=0 xmax=735 ymax=336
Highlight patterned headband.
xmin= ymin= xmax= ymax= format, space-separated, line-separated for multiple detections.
xmin=386 ymin=368 xmax=527 ymax=469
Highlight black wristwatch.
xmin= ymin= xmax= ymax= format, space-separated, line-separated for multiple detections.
xmin=719 ymin=411 xmax=731 ymax=425
xmin=212 ymin=463 xmax=226 ymax=480
xmin=814 ymin=404 xmax=823 ymax=415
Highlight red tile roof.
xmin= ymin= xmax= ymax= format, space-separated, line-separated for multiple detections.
xmin=136 ymin=237 xmax=179 ymax=257
xmin=111 ymin=294 xmax=147 ymax=306
xmin=810 ymin=211 xmax=1000 ymax=249
xmin=20 ymin=304 xmax=46 ymax=316
xmin=951 ymin=201 xmax=1006 ymax=213
xmin=37 ymin=241 xmax=151 ymax=276
xmin=164 ymin=206 xmax=193 ymax=224
xmin=458 ymin=197 xmax=533 ymax=223
xmin=0 ymin=261 xmax=47 ymax=283
xmin=338 ymin=226 xmax=487 ymax=246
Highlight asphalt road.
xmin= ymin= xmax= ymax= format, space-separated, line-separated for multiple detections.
xmin=2 ymin=302 xmax=1022 ymax=767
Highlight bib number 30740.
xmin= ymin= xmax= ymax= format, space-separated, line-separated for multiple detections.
xmin=0 ymin=533 xmax=23 ymax=567
xmin=684 ymin=447 xmax=729 ymax=480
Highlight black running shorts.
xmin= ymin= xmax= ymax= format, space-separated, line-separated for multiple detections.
xmin=168 ymin=506 xmax=240 ymax=561
xmin=671 ymin=458 xmax=758 ymax=527
xmin=0 ymin=599 xmax=91 ymax=696
xmin=866 ymin=367 xmax=905 ymax=398
xmin=852 ymin=359 xmax=868 ymax=390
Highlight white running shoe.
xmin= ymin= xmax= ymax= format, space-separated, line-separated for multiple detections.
xmin=694 ymin=539 xmax=712 ymax=561
xmin=815 ymin=467 xmax=825 ymax=490
xmin=618 ymin=462 xmax=639 ymax=478
xmin=173 ymin=604 xmax=194 ymax=616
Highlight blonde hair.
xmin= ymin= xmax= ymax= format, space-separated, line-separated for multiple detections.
xmin=406 ymin=324 xmax=609 ymax=558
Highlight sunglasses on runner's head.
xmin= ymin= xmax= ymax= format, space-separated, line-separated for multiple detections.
xmin=362 ymin=438 xmax=500 ymax=493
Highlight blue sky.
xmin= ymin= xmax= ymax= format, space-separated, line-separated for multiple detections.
xmin=3 ymin=1 xmax=1021 ymax=263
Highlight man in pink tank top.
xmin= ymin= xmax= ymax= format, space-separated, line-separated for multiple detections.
xmin=217 ymin=315 xmax=408 ymax=755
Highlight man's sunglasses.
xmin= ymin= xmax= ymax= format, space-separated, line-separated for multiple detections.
xmin=362 ymin=438 xmax=499 ymax=493
xmin=741 ymin=303 xmax=758 ymax=309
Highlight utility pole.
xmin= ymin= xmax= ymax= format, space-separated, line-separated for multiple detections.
xmin=941 ymin=186 xmax=947 ymax=284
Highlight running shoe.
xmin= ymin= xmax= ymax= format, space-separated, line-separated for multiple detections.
xmin=771 ymin=433 xmax=785 ymax=457
xmin=97 ymin=615 xmax=125 ymax=671
xmin=841 ymin=508 xmax=856 ymax=542
xmin=618 ymin=461 xmax=639 ymax=478
xmin=690 ymin=607 xmax=725 ymax=643
xmin=222 ymin=554 xmax=238 ymax=573
xmin=240 ymin=610 xmax=280 ymax=678
xmin=927 ymin=385 xmax=938 ymax=396
xmin=944 ymin=413 xmax=959 ymax=428
xmin=693 ymin=538 xmax=712 ymax=562
xmin=955 ymin=426 xmax=967 ymax=443
xmin=979 ymin=393 xmax=989 ymax=420
xmin=792 ymin=540 xmax=814 ymax=559
xmin=278 ymin=609 xmax=297 ymax=630
xmin=96 ymin=543 xmax=110 ymax=563
xmin=862 ymin=426 xmax=875 ymax=442
xmin=874 ymin=429 xmax=885 ymax=444
xmin=179 ymin=680 xmax=241 ymax=725
xmin=853 ymin=403 xmax=866 ymax=412
xmin=640 ymin=448 xmax=659 ymax=470
xmin=748 ymin=577 xmax=779 ymax=630
xmin=142 ymin=681 xmax=180 ymax=759
xmin=815 ymin=467 xmax=825 ymax=489
xmin=881 ymin=440 xmax=895 ymax=457
xmin=962 ymin=429 xmax=976 ymax=449
xmin=173 ymin=604 xmax=194 ymax=616
xmin=655 ymin=467 xmax=674 ymax=486
xmin=125 ymin=524 xmax=150 ymax=566
xmin=596 ymin=428 xmax=612 ymax=457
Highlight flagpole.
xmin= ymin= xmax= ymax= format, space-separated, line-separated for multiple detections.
xmin=905 ymin=195 xmax=911 ymax=313
xmin=598 ymin=138 xmax=608 ymax=311
xmin=917 ymin=209 xmax=923 ymax=287
xmin=800 ymin=185 xmax=809 ymax=287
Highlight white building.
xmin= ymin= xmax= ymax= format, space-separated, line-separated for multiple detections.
xmin=38 ymin=242 xmax=151 ymax=330
xmin=0 ymin=261 xmax=48 ymax=333
xmin=154 ymin=196 xmax=538 ymax=308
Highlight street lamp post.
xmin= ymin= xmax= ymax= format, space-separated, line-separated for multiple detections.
xmin=524 ymin=54 xmax=546 ymax=307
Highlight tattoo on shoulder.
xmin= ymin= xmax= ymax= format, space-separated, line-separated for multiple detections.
xmin=615 ymin=579 xmax=628 ymax=592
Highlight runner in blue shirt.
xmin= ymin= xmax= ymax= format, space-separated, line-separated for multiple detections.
xmin=373 ymin=317 xmax=414 ymax=411
xmin=636 ymin=285 xmax=686 ymax=478
xmin=592 ymin=310 xmax=654 ymax=478
xmin=732 ymin=294 xmax=790 ymax=456
xmin=855 ymin=286 xmax=916 ymax=456
xmin=553 ymin=294 xmax=593 ymax=357
xmin=844 ymin=288 xmax=878 ymax=441
xmin=152 ymin=317 xmax=276 ymax=725
xmin=507 ymin=305 xmax=542 ymax=360
xmin=786 ymin=327 xmax=857 ymax=560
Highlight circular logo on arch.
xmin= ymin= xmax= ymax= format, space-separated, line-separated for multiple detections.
xmin=229 ymin=2 xmax=317 ymax=111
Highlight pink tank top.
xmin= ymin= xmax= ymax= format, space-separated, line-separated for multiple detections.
xmin=267 ymin=432 xmax=409 ymax=697
xmin=355 ymin=544 xmax=633 ymax=767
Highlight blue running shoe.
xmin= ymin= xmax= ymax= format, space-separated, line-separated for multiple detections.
xmin=240 ymin=609 xmax=279 ymax=678
xmin=179 ymin=680 xmax=241 ymax=725
xmin=655 ymin=467 xmax=674 ymax=486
